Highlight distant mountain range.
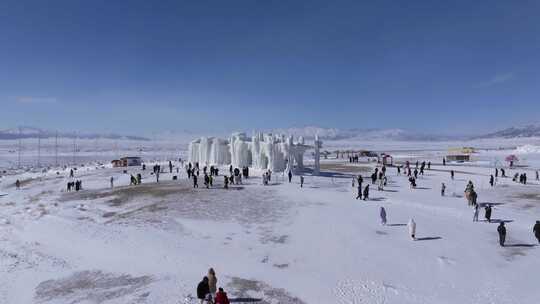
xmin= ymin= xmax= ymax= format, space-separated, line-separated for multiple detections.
xmin=272 ymin=125 xmax=540 ymax=141
xmin=269 ymin=126 xmax=462 ymax=141
xmin=0 ymin=127 xmax=150 ymax=141
xmin=473 ymin=124 xmax=540 ymax=139
xmin=2 ymin=124 xmax=539 ymax=142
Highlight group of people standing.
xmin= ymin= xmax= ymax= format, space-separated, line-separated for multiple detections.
xmin=67 ymin=180 xmax=83 ymax=192
xmin=262 ymin=169 xmax=272 ymax=185
xmin=349 ymin=155 xmax=360 ymax=163
xmin=513 ymin=172 xmax=528 ymax=184
xmin=185 ymin=162 xmax=252 ymax=190
xmin=130 ymin=174 xmax=142 ymax=185
xmin=196 ymin=268 xmax=230 ymax=304
xmin=353 ymin=174 xmax=369 ymax=200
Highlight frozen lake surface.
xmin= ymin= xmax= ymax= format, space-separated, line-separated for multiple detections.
xmin=1 ymin=145 xmax=540 ymax=303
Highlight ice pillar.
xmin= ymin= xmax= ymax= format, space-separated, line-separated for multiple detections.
xmin=314 ymin=135 xmax=322 ymax=175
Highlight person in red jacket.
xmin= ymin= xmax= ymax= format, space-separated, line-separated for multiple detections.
xmin=215 ymin=287 xmax=230 ymax=304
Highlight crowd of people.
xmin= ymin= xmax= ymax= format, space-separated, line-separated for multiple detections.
xmin=357 ymin=158 xmax=539 ymax=246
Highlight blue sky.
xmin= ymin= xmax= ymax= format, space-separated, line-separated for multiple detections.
xmin=1 ymin=0 xmax=539 ymax=135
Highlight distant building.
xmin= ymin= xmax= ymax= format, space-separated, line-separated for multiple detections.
xmin=446 ymin=154 xmax=471 ymax=162
xmin=446 ymin=147 xmax=474 ymax=163
xmin=112 ymin=157 xmax=142 ymax=167
xmin=448 ymin=147 xmax=475 ymax=154
xmin=111 ymin=159 xmax=123 ymax=167
xmin=380 ymin=153 xmax=393 ymax=166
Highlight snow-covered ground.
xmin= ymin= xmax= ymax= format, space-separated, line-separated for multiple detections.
xmin=1 ymin=147 xmax=540 ymax=303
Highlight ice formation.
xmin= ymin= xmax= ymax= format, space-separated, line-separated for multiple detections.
xmin=189 ymin=132 xmax=320 ymax=172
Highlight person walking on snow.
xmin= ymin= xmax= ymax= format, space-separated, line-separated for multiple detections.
xmin=288 ymin=170 xmax=292 ymax=183
xmin=380 ymin=207 xmax=387 ymax=225
xmin=497 ymin=222 xmax=506 ymax=247
xmin=300 ymin=175 xmax=304 ymax=188
xmin=533 ymin=221 xmax=540 ymax=243
xmin=441 ymin=183 xmax=446 ymax=196
xmin=533 ymin=221 xmax=540 ymax=244
xmin=489 ymin=175 xmax=494 ymax=187
xmin=356 ymin=184 xmax=362 ymax=200
xmin=485 ymin=205 xmax=492 ymax=223
xmin=473 ymin=204 xmax=479 ymax=222
xmin=204 ymin=174 xmax=210 ymax=189
xmin=363 ymin=184 xmax=370 ymax=201
xmin=408 ymin=218 xmax=416 ymax=240
xmin=193 ymin=175 xmax=199 ymax=188
xmin=110 ymin=177 xmax=114 ymax=189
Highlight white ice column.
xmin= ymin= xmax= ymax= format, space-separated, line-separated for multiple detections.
xmin=198 ymin=137 xmax=212 ymax=165
xmin=188 ymin=141 xmax=200 ymax=163
xmin=314 ymin=135 xmax=322 ymax=175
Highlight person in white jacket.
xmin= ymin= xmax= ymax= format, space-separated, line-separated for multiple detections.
xmin=408 ymin=218 xmax=416 ymax=240
xmin=380 ymin=207 xmax=387 ymax=225
xmin=473 ymin=204 xmax=479 ymax=222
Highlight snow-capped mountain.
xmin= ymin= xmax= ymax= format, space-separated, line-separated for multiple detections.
xmin=268 ymin=126 xmax=459 ymax=141
xmin=476 ymin=124 xmax=540 ymax=139
xmin=0 ymin=127 xmax=150 ymax=141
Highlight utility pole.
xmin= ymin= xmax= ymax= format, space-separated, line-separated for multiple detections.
xmin=72 ymin=132 xmax=77 ymax=165
xmin=37 ymin=131 xmax=41 ymax=168
xmin=94 ymin=137 xmax=98 ymax=163
xmin=17 ymin=127 xmax=22 ymax=169
xmin=55 ymin=131 xmax=58 ymax=167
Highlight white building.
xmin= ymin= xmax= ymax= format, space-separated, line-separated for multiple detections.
xmin=188 ymin=132 xmax=320 ymax=173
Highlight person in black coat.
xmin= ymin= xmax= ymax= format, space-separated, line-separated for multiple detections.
xmin=197 ymin=276 xmax=210 ymax=303
xmin=489 ymin=175 xmax=494 ymax=187
xmin=363 ymin=184 xmax=369 ymax=201
xmin=355 ymin=184 xmax=362 ymax=200
xmin=485 ymin=205 xmax=492 ymax=223
xmin=533 ymin=221 xmax=540 ymax=244
xmin=497 ymin=222 xmax=506 ymax=247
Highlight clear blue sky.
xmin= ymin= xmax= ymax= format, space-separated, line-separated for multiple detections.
xmin=1 ymin=0 xmax=539 ymax=135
